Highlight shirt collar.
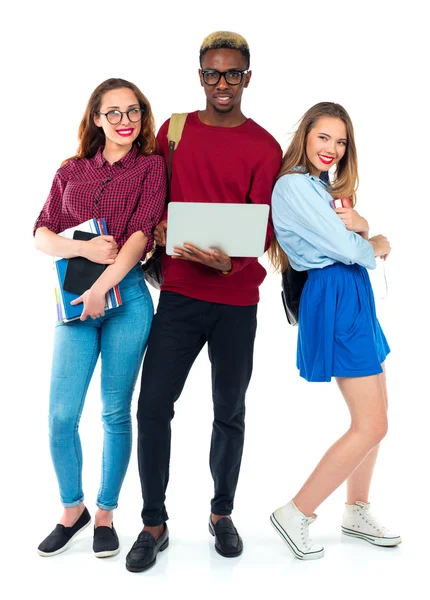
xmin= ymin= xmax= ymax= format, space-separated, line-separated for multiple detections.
xmin=94 ymin=144 xmax=139 ymax=169
xmin=309 ymin=173 xmax=328 ymax=187
xmin=294 ymin=165 xmax=329 ymax=187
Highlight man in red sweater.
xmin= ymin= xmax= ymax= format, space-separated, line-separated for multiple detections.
xmin=126 ymin=31 xmax=282 ymax=573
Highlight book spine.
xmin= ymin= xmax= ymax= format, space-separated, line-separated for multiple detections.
xmin=93 ymin=218 xmax=102 ymax=235
xmin=97 ymin=218 xmax=122 ymax=308
xmin=54 ymin=286 xmax=64 ymax=321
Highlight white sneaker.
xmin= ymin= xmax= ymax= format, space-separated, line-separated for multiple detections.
xmin=341 ymin=501 xmax=402 ymax=547
xmin=270 ymin=500 xmax=324 ymax=560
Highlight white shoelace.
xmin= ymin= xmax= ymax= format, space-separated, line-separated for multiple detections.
xmin=358 ymin=507 xmax=388 ymax=534
xmin=301 ymin=517 xmax=314 ymax=550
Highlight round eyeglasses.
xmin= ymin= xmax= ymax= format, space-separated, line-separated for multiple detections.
xmin=201 ymin=69 xmax=249 ymax=86
xmin=98 ymin=108 xmax=144 ymax=125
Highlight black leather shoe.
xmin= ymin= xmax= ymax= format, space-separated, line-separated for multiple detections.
xmin=125 ymin=524 xmax=169 ymax=572
xmin=209 ymin=516 xmax=243 ymax=557
xmin=38 ymin=507 xmax=91 ymax=556
xmin=93 ymin=524 xmax=120 ymax=558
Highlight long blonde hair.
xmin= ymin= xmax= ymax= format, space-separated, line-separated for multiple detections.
xmin=268 ymin=102 xmax=359 ymax=273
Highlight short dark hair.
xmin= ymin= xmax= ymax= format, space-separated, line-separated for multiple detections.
xmin=199 ymin=31 xmax=250 ymax=69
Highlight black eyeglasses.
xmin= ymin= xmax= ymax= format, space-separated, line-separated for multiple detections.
xmin=98 ymin=108 xmax=144 ymax=125
xmin=201 ymin=69 xmax=249 ymax=86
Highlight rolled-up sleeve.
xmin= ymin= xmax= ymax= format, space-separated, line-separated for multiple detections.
xmin=272 ymin=174 xmax=376 ymax=269
xmin=33 ymin=170 xmax=65 ymax=235
xmin=126 ymin=155 xmax=167 ymax=255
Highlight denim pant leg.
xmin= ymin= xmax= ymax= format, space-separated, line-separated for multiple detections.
xmin=97 ymin=275 xmax=154 ymax=510
xmin=207 ymin=304 xmax=257 ymax=516
xmin=49 ymin=320 xmax=101 ymax=507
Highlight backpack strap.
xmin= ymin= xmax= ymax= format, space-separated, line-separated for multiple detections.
xmin=167 ymin=112 xmax=188 ymax=147
xmin=166 ymin=113 xmax=188 ymax=195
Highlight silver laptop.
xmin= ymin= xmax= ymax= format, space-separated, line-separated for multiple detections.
xmin=165 ymin=202 xmax=270 ymax=257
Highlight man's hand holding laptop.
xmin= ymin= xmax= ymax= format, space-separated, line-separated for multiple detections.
xmin=172 ymin=243 xmax=232 ymax=272
xmin=154 ymin=220 xmax=168 ymax=246
xmin=154 ymin=220 xmax=232 ymax=273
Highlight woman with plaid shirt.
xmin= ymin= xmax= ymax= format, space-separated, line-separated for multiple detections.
xmin=33 ymin=78 xmax=167 ymax=558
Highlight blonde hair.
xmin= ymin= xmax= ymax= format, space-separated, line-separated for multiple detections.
xmin=268 ymin=102 xmax=359 ymax=273
xmin=199 ymin=31 xmax=250 ymax=67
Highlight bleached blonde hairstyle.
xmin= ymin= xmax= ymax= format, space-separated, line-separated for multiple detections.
xmin=199 ymin=31 xmax=250 ymax=67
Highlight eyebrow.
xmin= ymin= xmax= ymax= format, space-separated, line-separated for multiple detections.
xmin=105 ymin=104 xmax=140 ymax=110
xmin=319 ymin=131 xmax=347 ymax=142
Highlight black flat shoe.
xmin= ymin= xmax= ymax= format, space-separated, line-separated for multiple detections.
xmin=38 ymin=507 xmax=91 ymax=556
xmin=125 ymin=524 xmax=169 ymax=572
xmin=93 ymin=524 xmax=120 ymax=558
xmin=209 ymin=516 xmax=243 ymax=558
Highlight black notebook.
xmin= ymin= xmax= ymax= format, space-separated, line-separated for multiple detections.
xmin=62 ymin=230 xmax=107 ymax=295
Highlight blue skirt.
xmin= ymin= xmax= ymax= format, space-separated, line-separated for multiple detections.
xmin=297 ymin=263 xmax=390 ymax=382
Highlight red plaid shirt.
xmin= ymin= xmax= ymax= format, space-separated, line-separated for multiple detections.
xmin=34 ymin=145 xmax=167 ymax=259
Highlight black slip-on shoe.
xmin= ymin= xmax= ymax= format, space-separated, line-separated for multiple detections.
xmin=93 ymin=524 xmax=120 ymax=558
xmin=125 ymin=524 xmax=169 ymax=573
xmin=209 ymin=516 xmax=243 ymax=558
xmin=37 ymin=507 xmax=91 ymax=557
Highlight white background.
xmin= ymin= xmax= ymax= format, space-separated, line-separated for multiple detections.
xmin=1 ymin=1 xmax=429 ymax=598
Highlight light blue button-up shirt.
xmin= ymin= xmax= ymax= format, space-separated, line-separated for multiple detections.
xmin=272 ymin=173 xmax=376 ymax=271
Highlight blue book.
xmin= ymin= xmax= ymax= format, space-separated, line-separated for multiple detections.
xmin=54 ymin=218 xmax=122 ymax=322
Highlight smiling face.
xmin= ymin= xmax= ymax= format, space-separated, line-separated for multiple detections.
xmin=93 ymin=87 xmax=142 ymax=151
xmin=305 ymin=117 xmax=347 ymax=176
xmin=199 ymin=48 xmax=251 ymax=115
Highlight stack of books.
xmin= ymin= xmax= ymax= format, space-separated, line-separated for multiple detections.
xmin=54 ymin=218 xmax=122 ymax=322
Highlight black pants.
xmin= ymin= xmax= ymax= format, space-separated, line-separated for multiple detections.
xmin=137 ymin=291 xmax=257 ymax=526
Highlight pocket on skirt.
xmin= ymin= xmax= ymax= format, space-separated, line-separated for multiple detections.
xmin=335 ymin=305 xmax=366 ymax=341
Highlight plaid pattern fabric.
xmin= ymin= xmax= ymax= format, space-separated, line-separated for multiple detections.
xmin=34 ymin=145 xmax=167 ymax=258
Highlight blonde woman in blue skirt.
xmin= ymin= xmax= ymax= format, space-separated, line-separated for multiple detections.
xmin=268 ymin=102 xmax=401 ymax=560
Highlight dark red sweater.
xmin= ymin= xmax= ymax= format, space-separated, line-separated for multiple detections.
xmin=156 ymin=111 xmax=282 ymax=305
